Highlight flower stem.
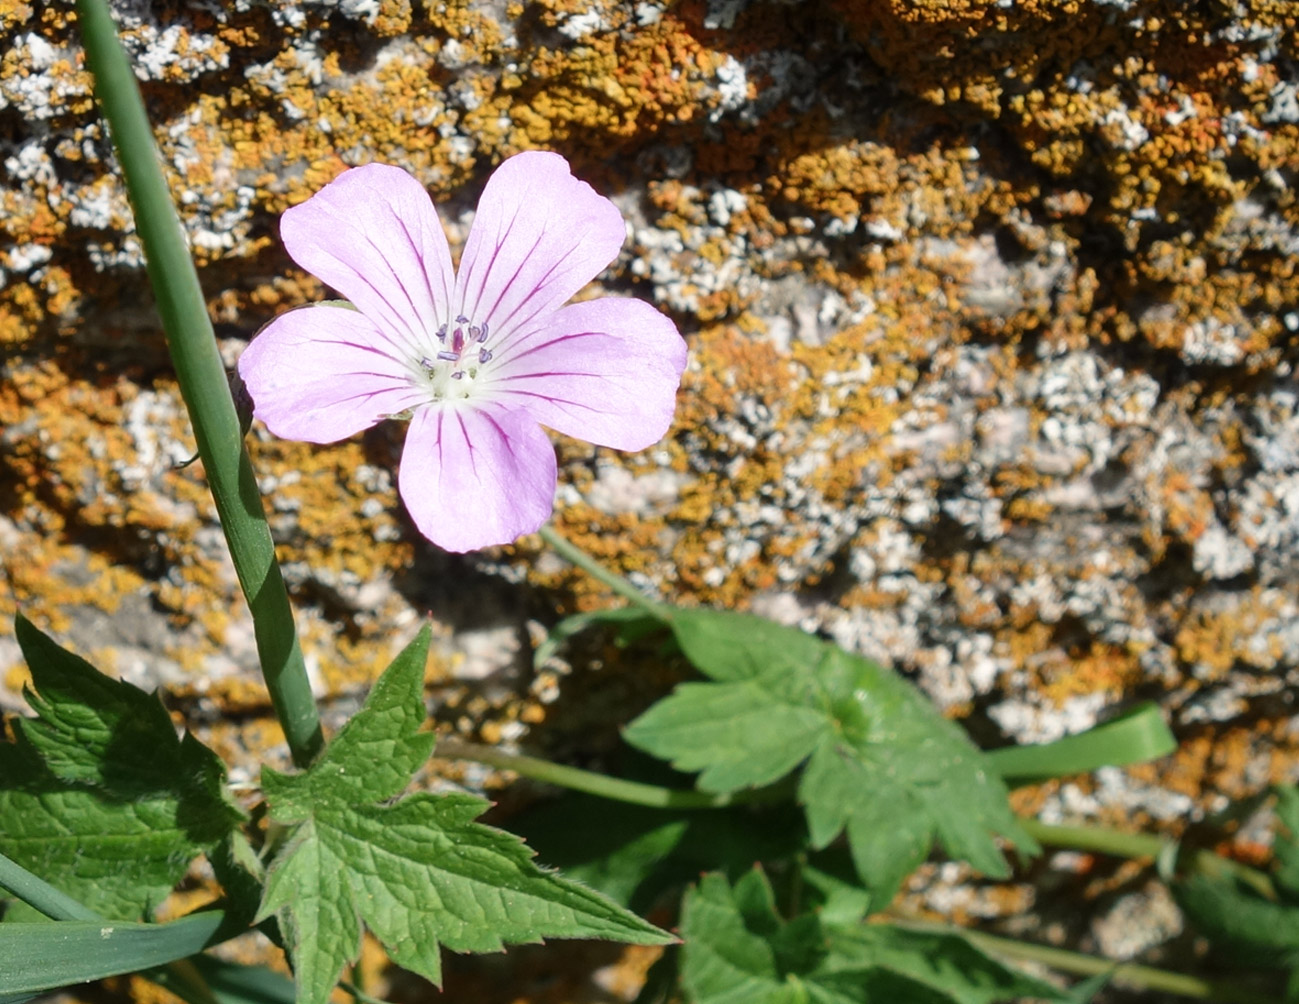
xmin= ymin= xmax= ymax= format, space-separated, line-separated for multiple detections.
xmin=1023 ymin=819 xmax=1278 ymax=901
xmin=892 ymin=917 xmax=1279 ymax=1004
xmin=433 ymin=739 xmax=786 ymax=809
xmin=537 ymin=524 xmax=670 ymax=618
xmin=75 ymin=0 xmax=322 ymax=766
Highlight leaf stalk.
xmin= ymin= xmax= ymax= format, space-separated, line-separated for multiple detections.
xmin=893 ymin=918 xmax=1280 ymax=1004
xmin=434 ymin=738 xmax=789 ymax=809
xmin=537 ymin=524 xmax=671 ymax=618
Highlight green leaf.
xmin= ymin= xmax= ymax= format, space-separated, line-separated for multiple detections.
xmin=987 ymin=703 xmax=1175 ymax=786
xmin=514 ymin=791 xmax=806 ymax=912
xmin=679 ymin=870 xmax=1062 ymax=1004
xmin=0 ymin=615 xmax=244 ymax=920
xmin=1170 ymin=786 xmax=1299 ymax=993
xmin=625 ymin=610 xmax=1034 ymax=899
xmin=181 ymin=956 xmax=296 ymax=1004
xmin=1174 ymin=871 xmax=1299 ymax=969
xmin=207 ymin=831 xmax=266 ymax=929
xmin=534 ymin=606 xmax=663 ymax=670
xmin=823 ymin=925 xmax=1065 ymax=1004
xmin=1273 ymin=785 xmax=1299 ymax=902
xmin=1061 ymin=969 xmax=1115 ymax=1004
xmin=0 ymin=910 xmax=226 ymax=997
xmin=256 ymin=627 xmax=671 ymax=1004
xmin=799 ymin=853 xmax=874 ymax=926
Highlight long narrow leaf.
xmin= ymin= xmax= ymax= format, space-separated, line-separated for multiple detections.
xmin=0 ymin=850 xmax=97 ymax=922
xmin=988 ymin=703 xmax=1175 ymax=785
xmin=170 ymin=957 xmax=296 ymax=1004
xmin=0 ymin=911 xmax=225 ymax=995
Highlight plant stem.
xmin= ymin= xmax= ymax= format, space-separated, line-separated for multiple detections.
xmin=1024 ymin=818 xmax=1165 ymax=859
xmin=434 ymin=739 xmax=785 ymax=809
xmin=341 ymin=980 xmax=398 ymax=1004
xmin=537 ymin=525 xmax=670 ymax=618
xmin=437 ymin=741 xmax=1279 ymax=902
xmin=893 ymin=918 xmax=1279 ymax=1004
xmin=75 ymin=0 xmax=322 ymax=766
xmin=1024 ymin=819 xmax=1278 ymax=901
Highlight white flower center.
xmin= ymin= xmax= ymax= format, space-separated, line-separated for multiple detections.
xmin=415 ymin=314 xmax=494 ymax=400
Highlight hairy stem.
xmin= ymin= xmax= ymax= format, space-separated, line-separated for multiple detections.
xmin=76 ymin=0 xmax=322 ymax=766
xmin=1024 ymin=819 xmax=1277 ymax=901
xmin=537 ymin=525 xmax=671 ymax=618
xmin=434 ymin=739 xmax=786 ymax=809
xmin=894 ymin=918 xmax=1279 ymax=1004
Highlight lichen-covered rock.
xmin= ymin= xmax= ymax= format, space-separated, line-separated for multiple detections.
xmin=3 ymin=0 xmax=1299 ymax=986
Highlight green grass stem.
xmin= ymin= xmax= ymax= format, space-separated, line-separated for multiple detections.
xmin=75 ymin=0 xmax=322 ymax=766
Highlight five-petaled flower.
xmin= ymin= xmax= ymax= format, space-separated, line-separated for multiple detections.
xmin=238 ymin=151 xmax=687 ymax=552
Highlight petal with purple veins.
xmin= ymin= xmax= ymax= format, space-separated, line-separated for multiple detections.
xmin=455 ymin=151 xmax=626 ymax=347
xmin=483 ymin=297 xmax=687 ymax=452
xmin=238 ymin=303 xmax=426 ymax=444
xmin=280 ymin=163 xmax=455 ymax=358
xmin=397 ymin=403 xmax=558 ymax=552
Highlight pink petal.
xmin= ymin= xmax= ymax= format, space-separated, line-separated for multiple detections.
xmin=455 ymin=151 xmax=626 ymax=343
xmin=398 ymin=404 xmax=558 ymax=552
xmin=280 ymin=164 xmax=455 ymax=359
xmin=238 ymin=304 xmax=427 ymax=443
xmin=482 ymin=298 xmax=687 ymax=451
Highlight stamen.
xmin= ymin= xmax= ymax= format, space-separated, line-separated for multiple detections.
xmin=424 ymin=316 xmax=490 ymax=384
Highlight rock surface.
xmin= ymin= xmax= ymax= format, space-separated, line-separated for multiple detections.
xmin=2 ymin=0 xmax=1298 ymax=996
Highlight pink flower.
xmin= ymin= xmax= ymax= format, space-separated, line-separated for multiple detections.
xmin=238 ymin=151 xmax=687 ymax=552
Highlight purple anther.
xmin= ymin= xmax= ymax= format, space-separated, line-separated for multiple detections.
xmin=436 ymin=323 xmax=447 ymax=341
xmin=437 ymin=350 xmax=458 ymax=362
xmin=450 ymin=370 xmax=465 ymax=380
xmin=477 ymin=321 xmax=490 ymax=342
xmin=419 ymin=356 xmax=436 ymax=369
xmin=468 ymin=325 xmax=481 ymax=340
xmin=455 ymin=314 xmax=469 ymax=324
xmin=478 ymin=348 xmax=493 ymax=364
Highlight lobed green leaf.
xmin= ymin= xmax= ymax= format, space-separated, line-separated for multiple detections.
xmin=679 ymin=870 xmax=1063 ymax=1004
xmin=515 ymin=791 xmax=806 ymax=911
xmin=625 ymin=610 xmax=1034 ymax=900
xmin=0 ymin=615 xmax=244 ymax=920
xmin=257 ymin=626 xmax=672 ymax=1004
